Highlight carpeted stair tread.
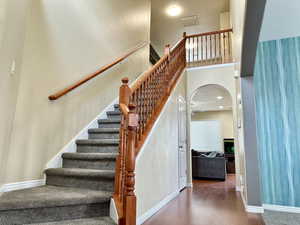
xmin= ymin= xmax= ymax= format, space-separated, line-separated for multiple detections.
xmin=45 ymin=168 xmax=115 ymax=179
xmin=106 ymin=111 xmax=121 ymax=115
xmin=76 ymin=139 xmax=119 ymax=146
xmin=88 ymin=128 xmax=120 ymax=134
xmin=26 ymin=217 xmax=115 ymax=225
xmin=0 ymin=185 xmax=112 ymax=211
xmin=62 ymin=153 xmax=118 ymax=160
xmin=98 ymin=119 xmax=121 ymax=124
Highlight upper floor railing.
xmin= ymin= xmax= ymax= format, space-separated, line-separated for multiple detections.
xmin=185 ymin=28 xmax=233 ymax=67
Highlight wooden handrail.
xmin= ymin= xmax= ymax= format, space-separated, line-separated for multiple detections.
xmin=186 ymin=28 xmax=233 ymax=38
xmin=48 ymin=42 xmax=148 ymax=101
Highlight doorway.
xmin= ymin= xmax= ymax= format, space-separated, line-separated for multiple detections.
xmin=189 ymin=84 xmax=236 ymax=181
xmin=178 ymin=96 xmax=187 ymax=191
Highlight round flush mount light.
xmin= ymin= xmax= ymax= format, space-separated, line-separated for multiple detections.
xmin=166 ymin=5 xmax=182 ymax=17
xmin=219 ymin=106 xmax=224 ymax=109
xmin=217 ymin=96 xmax=224 ymax=100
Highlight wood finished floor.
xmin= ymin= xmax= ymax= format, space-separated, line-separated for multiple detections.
xmin=143 ymin=175 xmax=265 ymax=225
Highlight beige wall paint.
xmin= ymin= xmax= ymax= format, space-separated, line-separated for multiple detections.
xmin=1 ymin=0 xmax=151 ymax=184
xmin=151 ymin=0 xmax=229 ymax=55
xmin=0 ymin=0 xmax=6 ymax=45
xmin=192 ymin=110 xmax=234 ymax=140
xmin=136 ymin=72 xmax=186 ymax=219
xmin=0 ymin=0 xmax=32 ymax=187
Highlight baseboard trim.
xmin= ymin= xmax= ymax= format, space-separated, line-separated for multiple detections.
xmin=0 ymin=179 xmax=45 ymax=193
xmin=186 ymin=182 xmax=193 ymax=188
xmin=263 ymin=204 xmax=300 ymax=213
xmin=247 ymin=205 xmax=264 ymax=214
xmin=240 ymin=190 xmax=264 ymax=214
xmin=137 ymin=190 xmax=180 ymax=225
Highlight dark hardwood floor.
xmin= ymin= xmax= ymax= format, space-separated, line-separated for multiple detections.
xmin=143 ymin=175 xmax=265 ymax=225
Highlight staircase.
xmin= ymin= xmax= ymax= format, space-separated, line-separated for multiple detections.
xmin=0 ymin=104 xmax=121 ymax=225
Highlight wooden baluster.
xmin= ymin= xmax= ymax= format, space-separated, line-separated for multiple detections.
xmin=219 ymin=33 xmax=222 ymax=64
xmin=205 ymin=35 xmax=208 ymax=63
xmin=192 ymin=37 xmax=195 ymax=62
xmin=209 ymin=34 xmax=212 ymax=63
xmin=183 ymin=32 xmax=187 ymax=65
xmin=214 ymin=34 xmax=217 ymax=64
xmin=223 ymin=32 xmax=226 ymax=63
xmin=197 ymin=37 xmax=199 ymax=62
xmin=164 ymin=44 xmax=171 ymax=94
xmin=228 ymin=31 xmax=231 ymax=62
xmin=124 ymin=104 xmax=138 ymax=225
xmin=201 ymin=36 xmax=203 ymax=63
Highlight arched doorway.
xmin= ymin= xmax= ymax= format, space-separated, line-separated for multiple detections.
xmin=189 ymin=84 xmax=237 ymax=183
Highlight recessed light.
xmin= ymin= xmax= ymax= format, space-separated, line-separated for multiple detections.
xmin=219 ymin=106 xmax=224 ymax=109
xmin=217 ymin=96 xmax=223 ymax=100
xmin=166 ymin=5 xmax=182 ymax=17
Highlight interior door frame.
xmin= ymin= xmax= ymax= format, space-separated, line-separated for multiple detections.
xmin=178 ymin=95 xmax=187 ymax=191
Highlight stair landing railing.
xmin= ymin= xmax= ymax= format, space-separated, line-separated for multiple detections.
xmin=185 ymin=28 xmax=233 ymax=67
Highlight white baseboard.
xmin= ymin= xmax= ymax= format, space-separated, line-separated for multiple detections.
xmin=186 ymin=182 xmax=193 ymax=188
xmin=240 ymin=190 xmax=264 ymax=214
xmin=247 ymin=205 xmax=264 ymax=214
xmin=46 ymin=98 xmax=118 ymax=169
xmin=263 ymin=204 xmax=300 ymax=213
xmin=110 ymin=198 xmax=119 ymax=224
xmin=137 ymin=190 xmax=180 ymax=225
xmin=0 ymin=179 xmax=45 ymax=193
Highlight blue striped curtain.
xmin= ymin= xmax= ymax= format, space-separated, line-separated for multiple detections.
xmin=254 ymin=36 xmax=300 ymax=206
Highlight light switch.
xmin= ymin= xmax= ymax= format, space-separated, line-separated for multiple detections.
xmin=10 ymin=60 xmax=16 ymax=75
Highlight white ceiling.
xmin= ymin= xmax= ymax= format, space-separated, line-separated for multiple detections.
xmin=151 ymin=0 xmax=229 ymax=55
xmin=191 ymin=84 xmax=232 ymax=112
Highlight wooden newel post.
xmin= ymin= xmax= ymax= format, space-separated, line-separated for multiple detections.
xmin=125 ymin=103 xmax=138 ymax=225
xmin=120 ymin=77 xmax=131 ymax=106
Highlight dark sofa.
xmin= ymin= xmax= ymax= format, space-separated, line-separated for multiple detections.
xmin=192 ymin=150 xmax=226 ymax=180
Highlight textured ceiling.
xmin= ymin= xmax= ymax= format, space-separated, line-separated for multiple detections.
xmin=191 ymin=84 xmax=232 ymax=112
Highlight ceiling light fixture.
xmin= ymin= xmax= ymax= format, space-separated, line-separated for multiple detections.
xmin=217 ymin=96 xmax=224 ymax=100
xmin=166 ymin=4 xmax=182 ymax=17
xmin=219 ymin=106 xmax=224 ymax=109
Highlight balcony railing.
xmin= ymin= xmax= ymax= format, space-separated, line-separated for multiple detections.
xmin=185 ymin=28 xmax=233 ymax=67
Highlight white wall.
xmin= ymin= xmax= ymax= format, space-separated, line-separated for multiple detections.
xmin=230 ymin=0 xmax=246 ymax=72
xmin=136 ymin=72 xmax=186 ymax=222
xmin=0 ymin=0 xmax=151 ymax=185
xmin=192 ymin=110 xmax=234 ymax=140
xmin=186 ymin=64 xmax=240 ymax=187
xmin=260 ymin=0 xmax=300 ymax=41
xmin=190 ymin=120 xmax=222 ymax=152
xmin=229 ymin=0 xmax=247 ymax=199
